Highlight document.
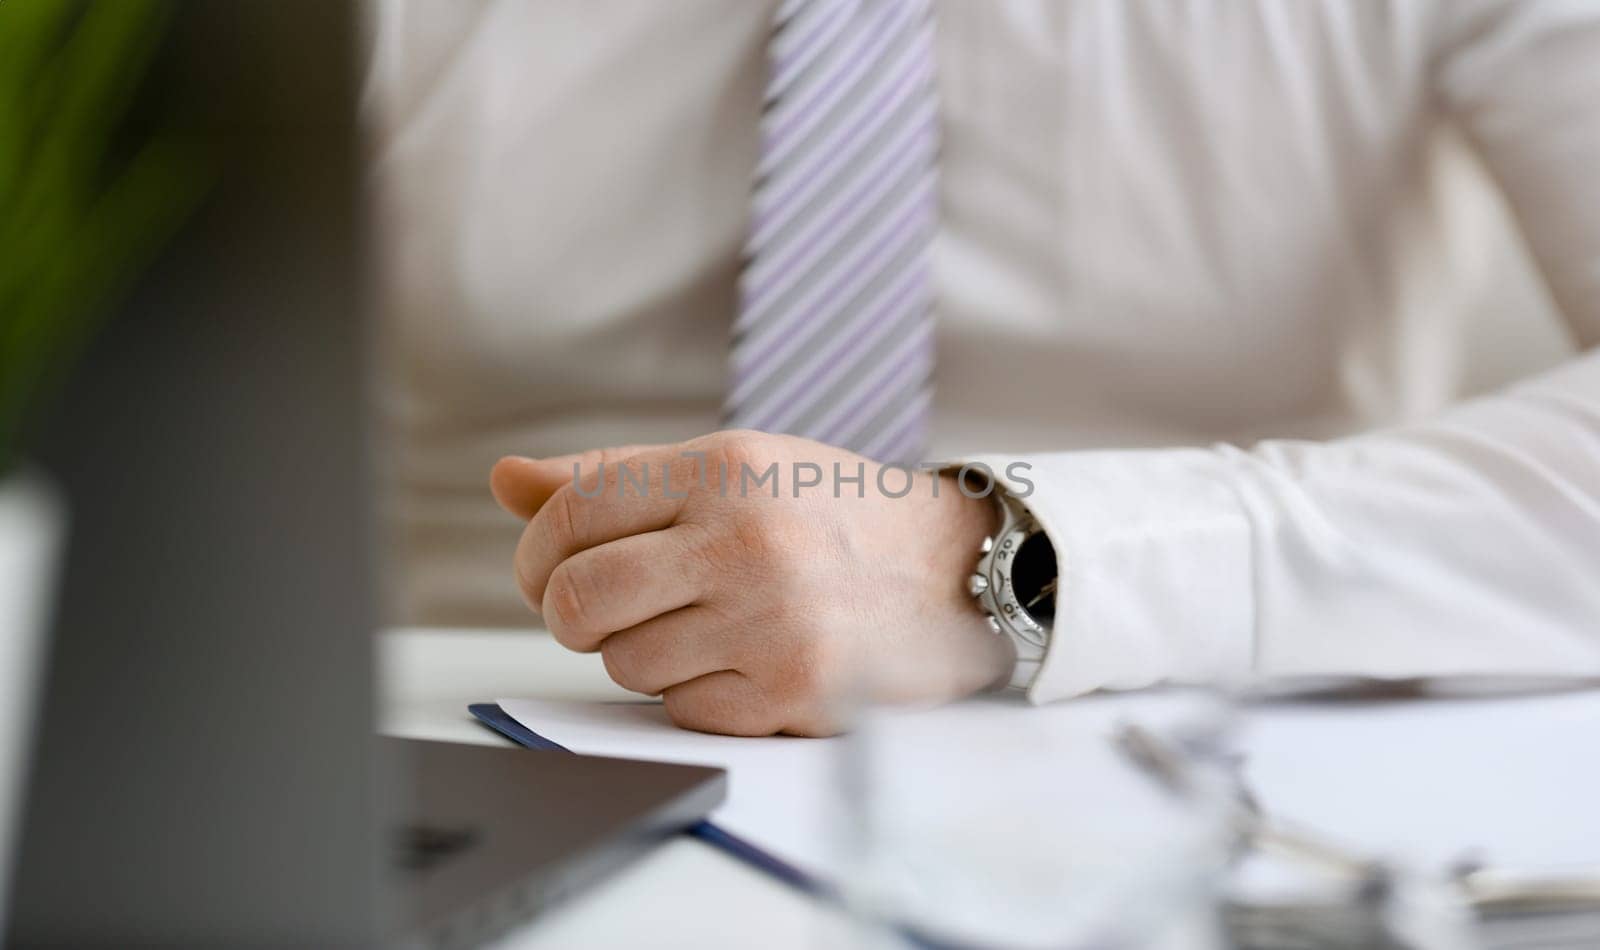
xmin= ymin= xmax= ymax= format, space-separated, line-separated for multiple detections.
xmin=1235 ymin=689 xmax=1600 ymax=872
xmin=500 ymin=687 xmax=1600 ymax=883
xmin=497 ymin=691 xmax=1231 ymax=880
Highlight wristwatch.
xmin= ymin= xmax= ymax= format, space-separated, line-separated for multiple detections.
xmin=968 ymin=489 xmax=1056 ymax=690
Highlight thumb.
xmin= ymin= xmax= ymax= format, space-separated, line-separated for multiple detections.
xmin=489 ymin=444 xmax=667 ymax=520
xmin=490 ymin=456 xmax=568 ymax=520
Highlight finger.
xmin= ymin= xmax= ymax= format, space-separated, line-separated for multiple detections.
xmin=490 ymin=457 xmax=564 ymax=521
xmin=490 ymin=444 xmax=667 ymax=520
xmin=662 ymin=670 xmax=781 ymax=737
xmin=517 ymin=445 xmax=701 ymax=607
xmin=598 ymin=606 xmax=735 ymax=696
xmin=538 ymin=526 xmax=712 ymax=651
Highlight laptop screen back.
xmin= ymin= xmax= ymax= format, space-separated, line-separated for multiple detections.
xmin=7 ymin=3 xmax=383 ymax=944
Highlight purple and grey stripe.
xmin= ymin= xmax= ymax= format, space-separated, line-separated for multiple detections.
xmin=724 ymin=0 xmax=937 ymax=465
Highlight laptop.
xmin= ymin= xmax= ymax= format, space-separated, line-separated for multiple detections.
xmin=394 ymin=742 xmax=722 ymax=946
xmin=5 ymin=3 xmax=722 ymax=946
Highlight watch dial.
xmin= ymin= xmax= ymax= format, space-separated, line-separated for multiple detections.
xmin=1010 ymin=530 xmax=1057 ymax=626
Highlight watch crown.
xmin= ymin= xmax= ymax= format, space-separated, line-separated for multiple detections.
xmin=967 ymin=573 xmax=990 ymax=596
xmin=985 ymin=616 xmax=1002 ymax=635
xmin=980 ymin=536 xmax=994 ymax=553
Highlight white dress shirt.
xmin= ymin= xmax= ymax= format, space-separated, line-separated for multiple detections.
xmin=365 ymin=0 xmax=1600 ymax=701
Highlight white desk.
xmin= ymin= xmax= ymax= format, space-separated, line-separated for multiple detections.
xmin=380 ymin=627 xmax=851 ymax=949
xmin=381 ymin=627 xmax=1600 ymax=949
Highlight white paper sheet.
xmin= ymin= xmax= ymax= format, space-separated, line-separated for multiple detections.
xmin=1235 ymin=689 xmax=1600 ymax=871
xmin=498 ymin=688 xmax=1600 ymax=947
xmin=496 ymin=692 xmax=1220 ymax=882
xmin=499 ymin=688 xmax=1600 ymax=882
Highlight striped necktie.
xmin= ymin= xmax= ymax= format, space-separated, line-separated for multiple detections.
xmin=724 ymin=0 xmax=938 ymax=465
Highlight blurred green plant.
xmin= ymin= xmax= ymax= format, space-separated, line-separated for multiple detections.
xmin=0 ymin=0 xmax=207 ymax=476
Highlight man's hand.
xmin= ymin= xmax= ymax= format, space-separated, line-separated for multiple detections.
xmin=490 ymin=431 xmax=1014 ymax=737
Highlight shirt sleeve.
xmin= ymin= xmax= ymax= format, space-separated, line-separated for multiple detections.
xmin=965 ymin=351 xmax=1600 ymax=704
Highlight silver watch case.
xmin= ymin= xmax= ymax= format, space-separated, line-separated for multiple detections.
xmin=968 ymin=493 xmax=1050 ymax=677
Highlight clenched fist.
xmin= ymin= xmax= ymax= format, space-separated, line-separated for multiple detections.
xmin=490 ymin=431 xmax=1014 ymax=736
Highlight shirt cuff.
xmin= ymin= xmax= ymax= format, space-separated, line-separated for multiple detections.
xmin=952 ymin=449 xmax=1256 ymax=703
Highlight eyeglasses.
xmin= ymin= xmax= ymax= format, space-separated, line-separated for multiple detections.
xmin=1115 ymin=721 xmax=1600 ymax=950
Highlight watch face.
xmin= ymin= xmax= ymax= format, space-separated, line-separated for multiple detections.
xmin=989 ymin=520 xmax=1054 ymax=648
xmin=1010 ymin=529 xmax=1057 ymax=626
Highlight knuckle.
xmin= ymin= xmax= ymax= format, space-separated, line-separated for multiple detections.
xmin=574 ymin=446 xmax=625 ymax=485
xmin=513 ymin=524 xmax=553 ymax=611
xmin=600 ymin=639 xmax=647 ymax=693
xmin=708 ymin=431 xmax=767 ymax=480
xmin=514 ymin=554 xmax=543 ymax=615
xmin=664 ymin=686 xmax=770 ymax=737
xmin=661 ymin=691 xmax=709 ymax=732
xmin=596 ymin=447 xmax=635 ymax=489
xmin=544 ymin=559 xmax=600 ymax=649
xmin=543 ymin=486 xmax=585 ymax=551
xmin=597 ymin=445 xmax=634 ymax=471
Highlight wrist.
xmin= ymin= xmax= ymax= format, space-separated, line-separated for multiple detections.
xmin=933 ymin=475 xmax=1015 ymax=690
